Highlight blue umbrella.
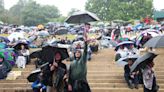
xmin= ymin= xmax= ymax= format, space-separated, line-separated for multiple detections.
xmin=0 ymin=36 xmax=10 ymax=43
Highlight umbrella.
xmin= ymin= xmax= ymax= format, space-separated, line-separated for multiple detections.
xmin=116 ymin=55 xmax=139 ymax=67
xmin=55 ymin=28 xmax=68 ymax=35
xmin=8 ymin=32 xmax=26 ymax=42
xmin=136 ymin=30 xmax=160 ymax=46
xmin=41 ymin=45 xmax=69 ymax=63
xmin=27 ymin=36 xmax=37 ymax=43
xmin=13 ymin=42 xmax=29 ymax=50
xmin=27 ymin=68 xmax=41 ymax=82
xmin=0 ymin=36 xmax=10 ymax=43
xmin=0 ymin=48 xmax=16 ymax=66
xmin=144 ymin=35 xmax=164 ymax=48
xmin=130 ymin=52 xmax=157 ymax=72
xmin=65 ymin=11 xmax=100 ymax=24
xmin=117 ymin=37 xmax=130 ymax=43
xmin=30 ymin=50 xmax=42 ymax=59
xmin=115 ymin=41 xmax=134 ymax=51
xmin=0 ymin=43 xmax=7 ymax=49
xmin=37 ymin=31 xmax=49 ymax=37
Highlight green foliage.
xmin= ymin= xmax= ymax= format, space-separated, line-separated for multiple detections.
xmin=0 ymin=0 xmax=61 ymax=26
xmin=85 ymin=0 xmax=153 ymax=21
xmin=67 ymin=8 xmax=80 ymax=16
xmin=50 ymin=16 xmax=66 ymax=23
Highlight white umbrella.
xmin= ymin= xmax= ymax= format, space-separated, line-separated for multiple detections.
xmin=8 ymin=32 xmax=26 ymax=42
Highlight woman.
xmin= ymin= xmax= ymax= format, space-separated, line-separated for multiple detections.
xmin=42 ymin=52 xmax=67 ymax=92
xmin=68 ymin=32 xmax=91 ymax=92
xmin=16 ymin=45 xmax=30 ymax=68
xmin=142 ymin=60 xmax=159 ymax=92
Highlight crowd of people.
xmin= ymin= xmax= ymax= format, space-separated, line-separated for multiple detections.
xmin=114 ymin=20 xmax=164 ymax=92
xmin=0 ymin=19 xmax=163 ymax=92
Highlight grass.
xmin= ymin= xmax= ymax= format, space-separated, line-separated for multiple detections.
xmin=0 ymin=33 xmax=97 ymax=40
xmin=0 ymin=34 xmax=9 ymax=37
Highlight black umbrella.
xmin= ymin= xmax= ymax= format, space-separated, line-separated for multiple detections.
xmin=27 ymin=68 xmax=41 ymax=82
xmin=55 ymin=28 xmax=68 ymax=35
xmin=30 ymin=50 xmax=42 ymax=59
xmin=117 ymin=55 xmax=139 ymax=67
xmin=130 ymin=52 xmax=157 ymax=72
xmin=144 ymin=35 xmax=164 ymax=48
xmin=13 ymin=42 xmax=29 ymax=50
xmin=41 ymin=45 xmax=69 ymax=63
xmin=65 ymin=11 xmax=100 ymax=24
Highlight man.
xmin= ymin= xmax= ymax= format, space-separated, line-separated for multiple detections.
xmin=68 ymin=24 xmax=91 ymax=92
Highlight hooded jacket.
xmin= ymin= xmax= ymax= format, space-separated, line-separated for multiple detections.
xmin=68 ymin=42 xmax=88 ymax=84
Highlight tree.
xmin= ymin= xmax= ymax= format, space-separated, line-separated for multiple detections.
xmin=67 ymin=8 xmax=80 ymax=16
xmin=85 ymin=0 xmax=153 ymax=21
xmin=42 ymin=5 xmax=60 ymax=19
xmin=9 ymin=0 xmax=27 ymax=25
xmin=21 ymin=0 xmax=60 ymax=26
xmin=0 ymin=0 xmax=5 ymax=21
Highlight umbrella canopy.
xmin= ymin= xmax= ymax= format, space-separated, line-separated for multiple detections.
xmin=130 ymin=52 xmax=157 ymax=72
xmin=30 ymin=50 xmax=42 ymax=59
xmin=55 ymin=28 xmax=68 ymax=35
xmin=41 ymin=45 xmax=69 ymax=63
xmin=115 ymin=41 xmax=134 ymax=51
xmin=65 ymin=11 xmax=100 ymax=24
xmin=136 ymin=30 xmax=160 ymax=46
xmin=13 ymin=42 xmax=29 ymax=50
xmin=27 ymin=68 xmax=41 ymax=82
xmin=37 ymin=31 xmax=49 ymax=37
xmin=0 ymin=36 xmax=10 ymax=43
xmin=27 ymin=35 xmax=37 ymax=43
xmin=117 ymin=55 xmax=139 ymax=67
xmin=117 ymin=37 xmax=130 ymax=43
xmin=8 ymin=32 xmax=26 ymax=42
xmin=0 ymin=43 xmax=7 ymax=49
xmin=0 ymin=48 xmax=16 ymax=66
xmin=144 ymin=35 xmax=164 ymax=48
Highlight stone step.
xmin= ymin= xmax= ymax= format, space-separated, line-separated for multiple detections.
xmin=89 ymin=83 xmax=164 ymax=88
xmin=88 ymin=79 xmax=164 ymax=83
xmin=0 ymin=83 xmax=32 ymax=88
xmin=0 ymin=82 xmax=164 ymax=89
xmin=0 ymin=87 xmax=32 ymax=92
xmin=17 ymin=74 xmax=164 ymax=79
xmin=92 ymin=88 xmax=164 ymax=92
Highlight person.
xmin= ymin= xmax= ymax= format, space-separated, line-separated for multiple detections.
xmin=0 ymin=54 xmax=12 ymax=79
xmin=16 ymin=44 xmax=30 ymax=68
xmin=68 ymin=30 xmax=91 ymax=92
xmin=127 ymin=44 xmax=140 ymax=55
xmin=20 ymin=44 xmax=30 ymax=64
xmin=142 ymin=60 xmax=159 ymax=92
xmin=124 ymin=59 xmax=139 ymax=89
xmin=42 ymin=52 xmax=67 ymax=92
xmin=32 ymin=73 xmax=46 ymax=92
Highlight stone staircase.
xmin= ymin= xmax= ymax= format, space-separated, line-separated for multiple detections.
xmin=0 ymin=48 xmax=164 ymax=92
